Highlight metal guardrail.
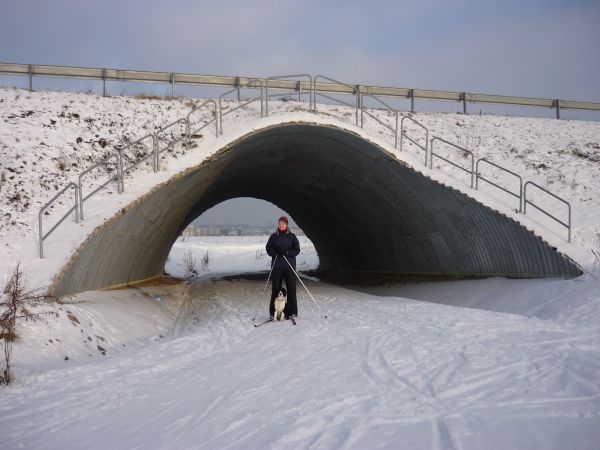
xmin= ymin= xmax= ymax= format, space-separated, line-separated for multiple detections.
xmin=35 ymin=72 xmax=577 ymax=257
xmin=39 ymin=182 xmax=80 ymax=258
xmin=476 ymin=159 xmax=523 ymax=212
xmin=2 ymin=62 xmax=600 ymax=118
xmin=265 ymin=75 xmax=312 ymax=116
xmin=430 ymin=137 xmax=475 ymax=188
xmin=524 ymin=181 xmax=571 ymax=242
xmin=400 ymin=116 xmax=429 ymax=166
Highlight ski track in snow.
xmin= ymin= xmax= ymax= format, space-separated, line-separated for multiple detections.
xmin=2 ymin=275 xmax=600 ymax=450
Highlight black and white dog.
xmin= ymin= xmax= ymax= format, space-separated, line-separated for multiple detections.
xmin=274 ymin=287 xmax=287 ymax=321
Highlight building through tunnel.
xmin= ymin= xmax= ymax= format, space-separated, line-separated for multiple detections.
xmin=49 ymin=122 xmax=581 ymax=297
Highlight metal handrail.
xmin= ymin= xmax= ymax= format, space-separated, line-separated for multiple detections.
xmin=38 ymin=182 xmax=79 ymax=258
xmin=186 ymin=99 xmax=219 ymax=141
xmin=524 ymin=181 xmax=571 ymax=242
xmin=430 ymin=137 xmax=475 ymax=188
xmin=313 ymin=75 xmax=360 ymax=125
xmin=78 ymin=153 xmax=121 ymax=220
xmin=400 ymin=116 xmax=429 ymax=166
xmin=360 ymin=93 xmax=400 ymax=146
xmin=476 ymin=158 xmax=523 ymax=212
xmin=219 ymin=84 xmax=263 ymax=134
xmin=265 ymin=74 xmax=312 ymax=116
xmin=35 ymin=72 xmax=579 ymax=257
xmin=117 ymin=133 xmax=155 ymax=192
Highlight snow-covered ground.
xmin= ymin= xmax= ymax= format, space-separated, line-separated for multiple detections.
xmin=1 ymin=236 xmax=600 ymax=449
xmin=1 ymin=88 xmax=600 ymax=449
xmin=1 ymin=87 xmax=599 ymax=290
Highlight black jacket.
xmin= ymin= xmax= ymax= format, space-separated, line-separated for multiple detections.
xmin=266 ymin=230 xmax=300 ymax=270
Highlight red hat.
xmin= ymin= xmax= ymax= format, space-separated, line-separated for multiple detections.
xmin=278 ymin=216 xmax=289 ymax=224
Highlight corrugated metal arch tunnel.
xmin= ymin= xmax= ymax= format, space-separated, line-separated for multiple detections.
xmin=49 ymin=123 xmax=581 ymax=297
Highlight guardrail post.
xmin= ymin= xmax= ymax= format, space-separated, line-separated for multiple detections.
xmin=409 ymin=89 xmax=415 ymax=113
xmin=554 ymin=99 xmax=561 ymax=119
xmin=171 ymin=73 xmax=175 ymax=99
xmin=102 ymin=68 xmax=107 ymax=97
xmin=234 ymin=77 xmax=241 ymax=101
xmin=461 ymin=93 xmax=467 ymax=114
xmin=29 ymin=65 xmax=33 ymax=92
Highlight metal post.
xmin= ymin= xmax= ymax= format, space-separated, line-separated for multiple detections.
xmin=410 ymin=89 xmax=415 ymax=113
xmin=235 ymin=77 xmax=241 ymax=101
xmin=394 ymin=113 xmax=399 ymax=148
xmin=355 ymin=85 xmax=360 ymax=126
xmin=171 ymin=73 xmax=175 ymax=99
xmin=153 ymin=135 xmax=159 ymax=172
xmin=297 ymin=80 xmax=301 ymax=102
xmin=102 ymin=68 xmax=107 ymax=97
xmin=462 ymin=93 xmax=467 ymax=114
xmin=360 ymin=94 xmax=364 ymax=128
xmin=29 ymin=65 xmax=33 ymax=92
xmin=74 ymin=186 xmax=80 ymax=224
xmin=118 ymin=150 xmax=124 ymax=193
xmin=555 ymin=100 xmax=561 ymax=119
xmin=38 ymin=210 xmax=44 ymax=258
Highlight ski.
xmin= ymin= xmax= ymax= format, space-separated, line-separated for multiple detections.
xmin=253 ymin=318 xmax=274 ymax=328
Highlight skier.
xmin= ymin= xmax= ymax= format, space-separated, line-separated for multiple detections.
xmin=266 ymin=216 xmax=300 ymax=320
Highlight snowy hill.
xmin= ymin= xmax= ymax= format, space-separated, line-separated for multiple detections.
xmin=1 ymin=88 xmax=600 ymax=449
xmin=1 ymin=87 xmax=599 ymax=291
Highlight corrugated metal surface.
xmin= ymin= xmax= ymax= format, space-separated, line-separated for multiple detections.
xmin=49 ymin=123 xmax=581 ymax=297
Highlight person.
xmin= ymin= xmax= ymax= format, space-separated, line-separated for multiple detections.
xmin=266 ymin=216 xmax=300 ymax=320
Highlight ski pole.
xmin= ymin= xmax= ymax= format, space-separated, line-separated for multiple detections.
xmin=252 ymin=254 xmax=277 ymax=322
xmin=283 ymin=256 xmax=327 ymax=319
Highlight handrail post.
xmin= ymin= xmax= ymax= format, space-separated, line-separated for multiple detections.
xmin=355 ymin=85 xmax=360 ymax=126
xmin=153 ymin=134 xmax=159 ymax=172
xmin=171 ymin=73 xmax=175 ymax=99
xmin=360 ymin=92 xmax=364 ymax=128
xmin=74 ymin=184 xmax=80 ymax=223
xmin=394 ymin=112 xmax=399 ymax=149
xmin=102 ymin=68 xmax=107 ymax=97
xmin=118 ymin=149 xmax=124 ymax=193
xmin=29 ymin=64 xmax=33 ymax=92
xmin=38 ymin=209 xmax=44 ymax=258
xmin=462 ymin=92 xmax=467 ymax=115
xmin=410 ymin=89 xmax=415 ymax=113
xmin=78 ymin=172 xmax=85 ymax=220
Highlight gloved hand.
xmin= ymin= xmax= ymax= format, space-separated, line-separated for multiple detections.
xmin=276 ymin=246 xmax=286 ymax=256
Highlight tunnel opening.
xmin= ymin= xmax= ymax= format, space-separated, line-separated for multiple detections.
xmin=165 ymin=197 xmax=319 ymax=279
xmin=49 ymin=122 xmax=581 ymax=298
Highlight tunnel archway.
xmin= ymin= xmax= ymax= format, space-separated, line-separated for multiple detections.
xmin=49 ymin=122 xmax=581 ymax=297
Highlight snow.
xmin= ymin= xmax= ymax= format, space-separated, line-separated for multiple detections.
xmin=2 ymin=237 xmax=600 ymax=449
xmin=1 ymin=88 xmax=600 ymax=449
xmin=1 ymin=87 xmax=600 ymax=289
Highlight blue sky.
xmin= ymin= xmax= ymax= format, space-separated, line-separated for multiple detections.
xmin=2 ymin=0 xmax=599 ymax=100
xmin=1 ymin=0 xmax=598 ymax=226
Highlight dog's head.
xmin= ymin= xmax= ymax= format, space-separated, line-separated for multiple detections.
xmin=276 ymin=287 xmax=287 ymax=301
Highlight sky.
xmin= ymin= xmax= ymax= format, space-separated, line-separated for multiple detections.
xmin=1 ymin=0 xmax=599 ymax=226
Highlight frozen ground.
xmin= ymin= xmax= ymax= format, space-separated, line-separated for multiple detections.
xmin=1 ymin=237 xmax=600 ymax=449
xmin=1 ymin=89 xmax=600 ymax=449
xmin=0 ymin=87 xmax=599 ymax=290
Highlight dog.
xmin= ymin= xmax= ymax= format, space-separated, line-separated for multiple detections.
xmin=274 ymin=287 xmax=287 ymax=321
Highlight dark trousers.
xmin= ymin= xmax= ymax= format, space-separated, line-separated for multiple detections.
xmin=269 ymin=268 xmax=298 ymax=317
